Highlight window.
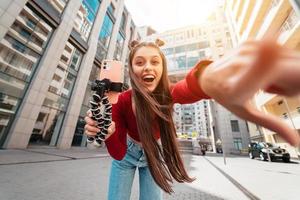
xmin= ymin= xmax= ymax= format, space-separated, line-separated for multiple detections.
xmin=230 ymin=120 xmax=240 ymax=132
xmin=128 ymin=27 xmax=134 ymax=44
xmin=74 ymin=0 xmax=100 ymax=41
xmin=52 ymin=74 xmax=61 ymax=82
xmin=60 ymin=55 xmax=69 ymax=64
xmin=175 ymin=55 xmax=186 ymax=69
xmin=11 ymin=38 xmax=26 ymax=53
xmin=20 ymin=28 xmax=31 ymax=40
xmin=233 ymin=138 xmax=242 ymax=150
xmin=36 ymin=112 xmax=46 ymax=122
xmin=98 ymin=14 xmax=114 ymax=48
xmin=186 ymin=51 xmax=198 ymax=67
xmin=26 ymin=18 xmax=37 ymax=29
xmin=108 ymin=3 xmax=115 ymax=15
xmin=162 ymin=48 xmax=174 ymax=55
xmin=48 ymin=86 xmax=58 ymax=94
xmin=48 ymin=41 xmax=82 ymax=99
xmin=69 ymin=49 xmax=82 ymax=71
xmin=113 ymin=31 xmax=125 ymax=60
xmin=120 ymin=12 xmax=127 ymax=32
xmin=175 ymin=45 xmax=185 ymax=53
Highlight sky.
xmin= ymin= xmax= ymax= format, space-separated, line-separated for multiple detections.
xmin=124 ymin=0 xmax=222 ymax=33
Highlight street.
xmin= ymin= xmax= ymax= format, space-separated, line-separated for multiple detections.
xmin=0 ymin=148 xmax=300 ymax=200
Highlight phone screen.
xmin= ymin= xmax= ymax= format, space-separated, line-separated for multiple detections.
xmin=99 ymin=60 xmax=124 ymax=104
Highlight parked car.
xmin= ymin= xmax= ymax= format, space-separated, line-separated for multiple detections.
xmin=248 ymin=142 xmax=290 ymax=162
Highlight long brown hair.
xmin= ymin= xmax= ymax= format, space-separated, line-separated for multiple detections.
xmin=128 ymin=40 xmax=195 ymax=193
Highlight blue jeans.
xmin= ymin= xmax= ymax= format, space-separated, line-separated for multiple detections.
xmin=107 ymin=138 xmax=163 ymax=200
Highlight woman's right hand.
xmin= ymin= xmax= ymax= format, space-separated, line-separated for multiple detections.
xmin=84 ymin=110 xmax=115 ymax=141
xmin=200 ymin=40 xmax=300 ymax=146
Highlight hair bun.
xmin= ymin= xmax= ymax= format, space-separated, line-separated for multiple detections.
xmin=130 ymin=40 xmax=140 ymax=49
xmin=155 ymin=38 xmax=165 ymax=47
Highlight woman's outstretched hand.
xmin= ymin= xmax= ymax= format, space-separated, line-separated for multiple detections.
xmin=200 ymin=40 xmax=300 ymax=146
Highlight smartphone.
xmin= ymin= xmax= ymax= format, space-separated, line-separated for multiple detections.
xmin=99 ymin=60 xmax=124 ymax=104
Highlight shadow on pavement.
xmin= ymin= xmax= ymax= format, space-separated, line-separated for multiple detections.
xmin=252 ymin=158 xmax=299 ymax=164
xmin=160 ymin=153 xmax=226 ymax=200
xmin=162 ymin=186 xmax=226 ymax=200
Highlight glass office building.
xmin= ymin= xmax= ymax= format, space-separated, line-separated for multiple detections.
xmin=0 ymin=0 xmax=138 ymax=149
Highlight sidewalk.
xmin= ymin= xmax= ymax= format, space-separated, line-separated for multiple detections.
xmin=204 ymin=154 xmax=300 ymax=200
xmin=0 ymin=147 xmax=249 ymax=200
xmin=2 ymin=147 xmax=298 ymax=200
xmin=0 ymin=146 xmax=110 ymax=165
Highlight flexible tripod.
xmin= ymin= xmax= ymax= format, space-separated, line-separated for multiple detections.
xmin=87 ymin=78 xmax=126 ymax=147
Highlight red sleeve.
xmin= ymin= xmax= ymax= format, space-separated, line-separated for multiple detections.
xmin=104 ymin=92 xmax=127 ymax=160
xmin=171 ymin=60 xmax=213 ymax=104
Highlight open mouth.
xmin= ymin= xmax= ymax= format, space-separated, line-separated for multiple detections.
xmin=142 ymin=75 xmax=155 ymax=83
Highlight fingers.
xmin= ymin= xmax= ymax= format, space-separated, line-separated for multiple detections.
xmin=84 ymin=129 xmax=96 ymax=137
xmin=84 ymin=115 xmax=97 ymax=126
xmin=231 ymin=102 xmax=300 ymax=146
xmin=84 ymin=109 xmax=116 ymax=142
xmin=223 ymin=42 xmax=280 ymax=104
xmin=84 ymin=109 xmax=99 ymax=136
xmin=87 ymin=110 xmax=92 ymax=117
xmin=264 ymin=52 xmax=300 ymax=96
xmin=85 ymin=124 xmax=100 ymax=133
xmin=280 ymin=48 xmax=300 ymax=59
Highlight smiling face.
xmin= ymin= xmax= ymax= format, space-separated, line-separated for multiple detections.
xmin=131 ymin=46 xmax=164 ymax=92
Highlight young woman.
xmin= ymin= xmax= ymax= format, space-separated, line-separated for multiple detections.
xmin=84 ymin=39 xmax=300 ymax=200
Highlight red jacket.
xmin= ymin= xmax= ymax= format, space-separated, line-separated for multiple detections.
xmin=105 ymin=60 xmax=211 ymax=160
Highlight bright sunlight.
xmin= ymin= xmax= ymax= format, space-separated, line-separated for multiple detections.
xmin=125 ymin=0 xmax=222 ymax=33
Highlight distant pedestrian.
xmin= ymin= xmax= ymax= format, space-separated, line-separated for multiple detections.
xmin=201 ymin=144 xmax=207 ymax=156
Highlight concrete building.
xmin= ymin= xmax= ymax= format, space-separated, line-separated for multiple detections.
xmin=206 ymin=6 xmax=251 ymax=154
xmin=225 ymin=0 xmax=300 ymax=157
xmin=0 ymin=0 xmax=139 ymax=149
xmin=143 ymin=6 xmax=250 ymax=154
xmin=137 ymin=26 xmax=156 ymax=38
xmin=210 ymin=101 xmax=250 ymax=154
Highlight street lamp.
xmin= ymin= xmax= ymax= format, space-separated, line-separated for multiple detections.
xmin=282 ymin=98 xmax=300 ymax=161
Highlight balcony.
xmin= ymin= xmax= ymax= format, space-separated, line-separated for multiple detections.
xmin=236 ymin=0 xmax=256 ymax=36
xmin=15 ymin=16 xmax=48 ymax=42
xmin=1 ymin=39 xmax=38 ymax=64
xmin=263 ymin=95 xmax=300 ymax=130
xmin=256 ymin=0 xmax=291 ymax=39
xmin=34 ymin=121 xmax=45 ymax=130
xmin=281 ymin=109 xmax=300 ymax=129
xmin=278 ymin=9 xmax=300 ymax=47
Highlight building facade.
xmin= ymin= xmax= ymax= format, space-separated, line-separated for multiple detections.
xmin=205 ymin=6 xmax=251 ymax=154
xmin=210 ymin=100 xmax=250 ymax=154
xmin=225 ymin=0 xmax=300 ymax=157
xmin=0 ymin=0 xmax=139 ymax=149
xmin=143 ymin=25 xmax=213 ymax=139
xmin=137 ymin=26 xmax=156 ymax=39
